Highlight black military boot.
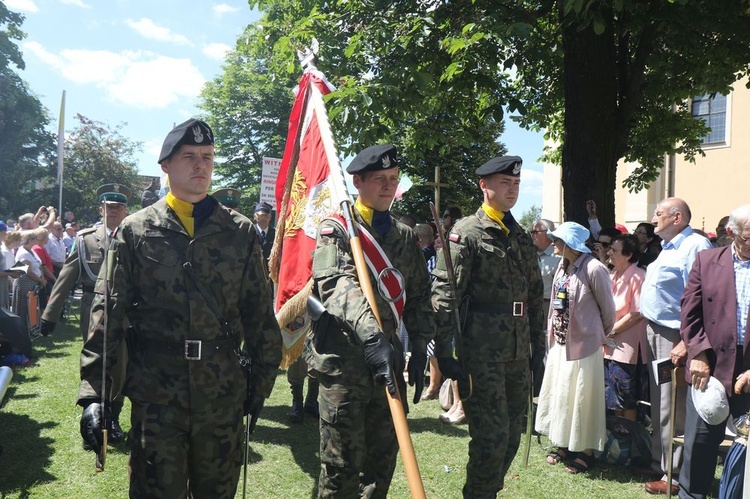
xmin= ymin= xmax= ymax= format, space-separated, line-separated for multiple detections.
xmin=288 ymin=383 xmax=304 ymax=423
xmin=304 ymin=378 xmax=319 ymax=418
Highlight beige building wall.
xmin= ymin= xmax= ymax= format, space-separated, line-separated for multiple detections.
xmin=540 ymin=159 xmax=563 ymax=225
xmin=542 ymin=78 xmax=750 ymax=234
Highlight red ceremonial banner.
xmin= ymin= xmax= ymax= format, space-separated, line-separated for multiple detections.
xmin=269 ymin=69 xmax=344 ymax=367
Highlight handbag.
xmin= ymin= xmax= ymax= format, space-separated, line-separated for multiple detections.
xmin=439 ymin=378 xmax=454 ymax=411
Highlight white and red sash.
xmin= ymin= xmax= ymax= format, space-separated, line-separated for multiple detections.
xmin=330 ymin=215 xmax=405 ymax=323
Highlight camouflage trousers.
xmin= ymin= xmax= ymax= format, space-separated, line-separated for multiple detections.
xmin=316 ymin=371 xmax=398 ymax=499
xmin=128 ymin=399 xmax=244 ymax=498
xmin=463 ymin=359 xmax=530 ymax=499
xmin=287 ymin=354 xmax=310 ymax=385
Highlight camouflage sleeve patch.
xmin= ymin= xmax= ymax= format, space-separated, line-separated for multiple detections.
xmin=434 ymin=246 xmax=460 ymax=272
xmin=312 ymin=244 xmax=338 ymax=278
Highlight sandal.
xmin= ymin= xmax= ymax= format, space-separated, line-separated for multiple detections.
xmin=565 ymin=452 xmax=595 ymax=474
xmin=421 ymin=389 xmax=439 ymax=401
xmin=546 ymin=448 xmax=571 ymax=465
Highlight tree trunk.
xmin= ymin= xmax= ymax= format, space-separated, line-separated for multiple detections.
xmin=560 ymin=8 xmax=619 ymax=230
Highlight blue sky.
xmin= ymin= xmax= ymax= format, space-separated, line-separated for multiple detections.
xmin=7 ymin=0 xmax=545 ymax=216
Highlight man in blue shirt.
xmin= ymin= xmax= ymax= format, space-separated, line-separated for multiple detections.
xmin=639 ymin=197 xmax=712 ymax=495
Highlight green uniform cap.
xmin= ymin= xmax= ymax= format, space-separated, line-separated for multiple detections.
xmin=97 ymin=183 xmax=132 ymax=205
xmin=213 ymin=188 xmax=242 ymax=208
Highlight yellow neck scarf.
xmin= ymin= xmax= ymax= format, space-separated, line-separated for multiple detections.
xmin=166 ymin=192 xmax=195 ymax=237
xmin=482 ymin=203 xmax=510 ymax=236
xmin=355 ymin=198 xmax=374 ymax=226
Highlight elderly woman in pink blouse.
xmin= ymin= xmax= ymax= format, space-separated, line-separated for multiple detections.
xmin=603 ymin=234 xmax=647 ymax=421
xmin=536 ymin=222 xmax=616 ymax=474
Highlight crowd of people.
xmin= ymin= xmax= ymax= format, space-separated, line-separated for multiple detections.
xmin=0 ymin=207 xmax=83 ymax=363
xmin=522 ymin=198 xmax=748 ymax=499
xmin=1 ymin=117 xmax=748 ymax=499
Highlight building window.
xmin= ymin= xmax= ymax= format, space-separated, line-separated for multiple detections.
xmin=692 ymin=94 xmax=727 ymax=144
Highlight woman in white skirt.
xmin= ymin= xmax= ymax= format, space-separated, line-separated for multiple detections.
xmin=535 ymin=222 xmax=616 ymax=474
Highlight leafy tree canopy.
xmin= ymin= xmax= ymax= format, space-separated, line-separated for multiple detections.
xmin=0 ymin=2 xmax=25 ymax=71
xmin=510 ymin=0 xmax=750 ymax=223
xmin=57 ymin=114 xmax=142 ymax=224
xmin=0 ymin=68 xmax=55 ymax=219
xmin=201 ymin=4 xmax=509 ymax=222
xmin=0 ymin=4 xmax=54 ymax=219
xmin=249 ymin=0 xmax=510 ymax=155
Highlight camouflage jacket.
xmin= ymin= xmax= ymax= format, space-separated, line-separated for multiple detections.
xmin=304 ymin=212 xmax=434 ymax=378
xmin=78 ymin=197 xmax=281 ymax=410
xmin=43 ymin=225 xmax=105 ymax=323
xmin=431 ymin=208 xmax=545 ymax=363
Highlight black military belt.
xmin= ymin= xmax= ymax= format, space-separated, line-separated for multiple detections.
xmin=136 ymin=336 xmax=239 ymax=361
xmin=469 ymin=302 xmax=525 ymax=317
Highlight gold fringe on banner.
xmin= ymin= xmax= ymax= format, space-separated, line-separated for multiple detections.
xmin=280 ymin=336 xmax=306 ymax=370
xmin=276 ymin=278 xmax=313 ymax=368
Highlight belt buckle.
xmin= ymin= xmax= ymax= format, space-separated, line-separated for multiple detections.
xmin=512 ymin=302 xmax=525 ymax=317
xmin=185 ymin=340 xmax=202 ymax=360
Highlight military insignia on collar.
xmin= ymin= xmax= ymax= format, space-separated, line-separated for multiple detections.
xmin=381 ymin=154 xmax=391 ymax=169
xmin=512 ymin=163 xmax=521 ymax=175
xmin=192 ymin=125 xmax=204 ymax=143
xmin=449 ymin=232 xmax=461 ymax=243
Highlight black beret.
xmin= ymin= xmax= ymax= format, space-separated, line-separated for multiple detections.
xmin=97 ymin=183 xmax=132 ymax=205
xmin=254 ymin=202 xmax=272 ymax=213
xmin=158 ymin=118 xmax=214 ymax=163
xmin=346 ymin=144 xmax=398 ymax=174
xmin=475 ymin=155 xmax=523 ymax=177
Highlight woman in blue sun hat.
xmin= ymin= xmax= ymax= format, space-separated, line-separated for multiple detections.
xmin=536 ymin=221 xmax=616 ymax=474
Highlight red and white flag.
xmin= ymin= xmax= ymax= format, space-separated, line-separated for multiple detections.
xmin=269 ymin=69 xmax=349 ymax=368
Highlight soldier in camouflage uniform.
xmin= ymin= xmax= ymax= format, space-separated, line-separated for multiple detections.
xmin=431 ymin=156 xmax=545 ymax=498
xmin=77 ymin=119 xmax=281 ymax=498
xmin=303 ymin=144 xmax=434 ymax=498
xmin=41 ymin=184 xmax=132 ymax=444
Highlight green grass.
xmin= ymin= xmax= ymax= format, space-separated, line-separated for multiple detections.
xmin=0 ymin=305 xmax=722 ymax=498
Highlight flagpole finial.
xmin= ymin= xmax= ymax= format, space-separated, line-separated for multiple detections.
xmin=297 ymin=38 xmax=319 ymax=71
